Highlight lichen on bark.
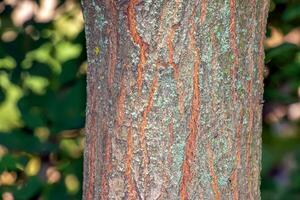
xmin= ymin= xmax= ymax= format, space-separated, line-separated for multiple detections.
xmin=82 ymin=0 xmax=270 ymax=199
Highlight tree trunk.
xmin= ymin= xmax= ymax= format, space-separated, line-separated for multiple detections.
xmin=82 ymin=0 xmax=269 ymax=199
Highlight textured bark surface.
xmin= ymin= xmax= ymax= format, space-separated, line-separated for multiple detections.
xmin=82 ymin=0 xmax=269 ymax=199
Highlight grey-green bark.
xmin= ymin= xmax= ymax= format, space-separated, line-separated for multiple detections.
xmin=82 ymin=0 xmax=270 ymax=199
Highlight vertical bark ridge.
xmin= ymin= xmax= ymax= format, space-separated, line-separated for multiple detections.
xmin=258 ymin=1 xmax=270 ymax=86
xmin=228 ymin=1 xmax=241 ymax=199
xmin=99 ymin=1 xmax=118 ymax=196
xmin=167 ymin=0 xmax=183 ymax=115
xmin=100 ymin=129 xmax=112 ymax=199
xmin=115 ymin=75 xmax=126 ymax=129
xmin=207 ymin=32 xmax=221 ymax=200
xmin=200 ymin=0 xmax=207 ymax=24
xmin=85 ymin=56 xmax=103 ymax=200
xmin=86 ymin=119 xmax=96 ymax=200
xmin=253 ymin=0 xmax=270 ymax=197
xmin=167 ymin=26 xmax=178 ymax=77
xmin=167 ymin=24 xmax=184 ymax=115
xmin=179 ymin=4 xmax=201 ymax=199
xmin=206 ymin=143 xmax=221 ymax=200
xmin=127 ymin=0 xmax=149 ymax=94
xmin=155 ymin=0 xmax=169 ymax=46
xmin=138 ymin=71 xmax=159 ymax=197
xmin=155 ymin=0 xmax=183 ymax=116
xmin=246 ymin=97 xmax=255 ymax=200
xmin=245 ymin=1 xmax=258 ymax=199
xmin=82 ymin=4 xmax=100 ymax=198
xmin=158 ymin=119 xmax=175 ymax=199
xmin=105 ymin=0 xmax=118 ymax=89
xmin=229 ymin=0 xmax=239 ymax=104
xmin=230 ymin=110 xmax=243 ymax=200
xmin=125 ymin=121 xmax=140 ymax=199
xmin=168 ymin=120 xmax=175 ymax=166
xmin=85 ymin=84 xmax=98 ymax=200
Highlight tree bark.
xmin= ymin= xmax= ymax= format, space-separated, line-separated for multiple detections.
xmin=82 ymin=0 xmax=269 ymax=199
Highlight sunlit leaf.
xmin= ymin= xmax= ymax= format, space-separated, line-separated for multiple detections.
xmin=0 ymin=73 xmax=23 ymax=131
xmin=55 ymin=42 xmax=82 ymax=63
xmin=23 ymin=74 xmax=49 ymax=95
xmin=0 ymin=56 xmax=16 ymax=69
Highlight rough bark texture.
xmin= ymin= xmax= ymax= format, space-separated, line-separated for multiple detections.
xmin=82 ymin=0 xmax=269 ymax=199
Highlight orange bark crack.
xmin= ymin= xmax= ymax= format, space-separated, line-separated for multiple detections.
xmin=125 ymin=122 xmax=139 ymax=199
xmin=179 ymin=14 xmax=201 ymax=200
xmin=116 ymin=76 xmax=126 ymax=129
xmin=200 ymin=0 xmax=207 ymax=24
xmin=127 ymin=0 xmax=149 ymax=94
xmin=101 ymin=4 xmax=122 ymax=196
xmin=230 ymin=110 xmax=243 ymax=200
xmin=139 ymin=72 xmax=159 ymax=193
xmin=156 ymin=0 xmax=183 ymax=116
xmin=106 ymin=0 xmax=118 ymax=89
xmin=246 ymin=100 xmax=254 ymax=199
xmin=86 ymin=87 xmax=98 ymax=200
xmin=206 ymin=143 xmax=221 ymax=200
xmin=100 ymin=125 xmax=112 ymax=200
xmin=229 ymin=2 xmax=243 ymax=199
xmin=245 ymin=1 xmax=257 ymax=197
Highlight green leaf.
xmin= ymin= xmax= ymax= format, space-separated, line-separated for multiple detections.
xmin=13 ymin=176 xmax=43 ymax=200
xmin=0 ymin=56 xmax=16 ymax=70
xmin=0 ymin=154 xmax=27 ymax=172
xmin=55 ymin=42 xmax=82 ymax=63
xmin=0 ymin=131 xmax=56 ymax=154
xmin=283 ymin=4 xmax=300 ymax=22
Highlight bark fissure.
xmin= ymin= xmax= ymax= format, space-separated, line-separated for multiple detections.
xmin=230 ymin=110 xmax=243 ymax=200
xmin=245 ymin=1 xmax=258 ymax=199
xmin=105 ymin=0 xmax=118 ymax=89
xmin=206 ymin=143 xmax=221 ymax=200
xmin=127 ymin=0 xmax=149 ymax=94
xmin=167 ymin=24 xmax=184 ymax=115
xmin=138 ymin=72 xmax=159 ymax=196
xmin=179 ymin=5 xmax=201 ymax=199
xmin=125 ymin=122 xmax=140 ymax=199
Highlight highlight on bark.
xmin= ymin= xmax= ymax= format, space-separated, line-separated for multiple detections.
xmin=81 ymin=0 xmax=270 ymax=199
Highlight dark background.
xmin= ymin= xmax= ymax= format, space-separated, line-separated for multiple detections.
xmin=0 ymin=0 xmax=299 ymax=199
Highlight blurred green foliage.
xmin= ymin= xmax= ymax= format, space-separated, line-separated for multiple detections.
xmin=262 ymin=0 xmax=300 ymax=199
xmin=0 ymin=0 xmax=299 ymax=199
xmin=0 ymin=0 xmax=85 ymax=199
